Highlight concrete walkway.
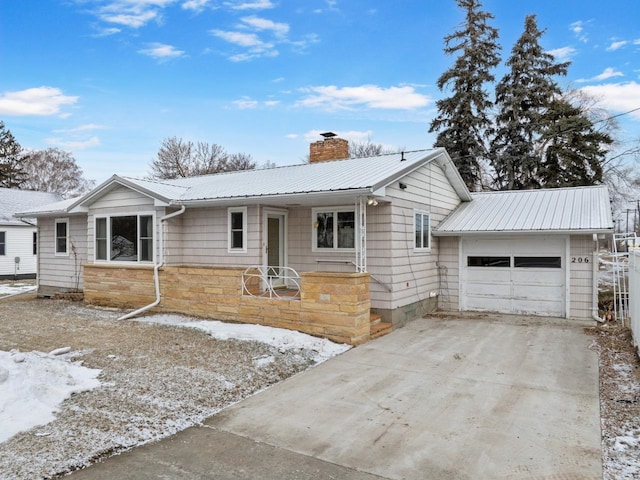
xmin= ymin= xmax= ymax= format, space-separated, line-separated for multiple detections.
xmin=70 ymin=314 xmax=601 ymax=479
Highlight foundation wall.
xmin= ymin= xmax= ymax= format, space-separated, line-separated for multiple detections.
xmin=83 ymin=265 xmax=371 ymax=345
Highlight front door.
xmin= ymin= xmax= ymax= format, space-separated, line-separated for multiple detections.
xmin=265 ymin=211 xmax=286 ymax=286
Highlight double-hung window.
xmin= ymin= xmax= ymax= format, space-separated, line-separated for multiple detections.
xmin=228 ymin=207 xmax=247 ymax=253
xmin=55 ymin=219 xmax=69 ymax=256
xmin=313 ymin=207 xmax=355 ymax=251
xmin=0 ymin=231 xmax=5 ymax=256
xmin=414 ymin=211 xmax=431 ymax=251
xmin=94 ymin=214 xmax=154 ymax=262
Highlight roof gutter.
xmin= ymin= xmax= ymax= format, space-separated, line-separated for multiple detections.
xmin=118 ymin=204 xmax=186 ymax=321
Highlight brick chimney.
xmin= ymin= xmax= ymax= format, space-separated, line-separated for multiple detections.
xmin=309 ymin=132 xmax=349 ymax=163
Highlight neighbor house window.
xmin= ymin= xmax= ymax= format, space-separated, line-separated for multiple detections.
xmin=55 ymin=219 xmax=69 ymax=256
xmin=414 ymin=211 xmax=431 ymax=250
xmin=313 ymin=208 xmax=355 ymax=250
xmin=33 ymin=232 xmax=37 ymax=255
xmin=228 ymin=207 xmax=247 ymax=253
xmin=94 ymin=214 xmax=154 ymax=262
xmin=0 ymin=232 xmax=5 ymax=256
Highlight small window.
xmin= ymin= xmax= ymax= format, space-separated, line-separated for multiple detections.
xmin=228 ymin=207 xmax=247 ymax=252
xmin=514 ymin=256 xmax=561 ymax=268
xmin=414 ymin=211 xmax=431 ymax=250
xmin=139 ymin=216 xmax=153 ymax=262
xmin=55 ymin=219 xmax=68 ymax=255
xmin=0 ymin=231 xmax=5 ymax=256
xmin=33 ymin=232 xmax=37 ymax=255
xmin=313 ymin=208 xmax=355 ymax=251
xmin=467 ymin=256 xmax=511 ymax=267
xmin=95 ymin=217 xmax=107 ymax=261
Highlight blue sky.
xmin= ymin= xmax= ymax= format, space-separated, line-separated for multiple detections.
xmin=1 ymin=0 xmax=639 ymax=183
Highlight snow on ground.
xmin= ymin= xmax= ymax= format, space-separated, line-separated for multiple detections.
xmin=134 ymin=314 xmax=351 ymax=363
xmin=0 ymin=349 xmax=101 ymax=443
xmin=0 ymin=282 xmax=36 ymax=297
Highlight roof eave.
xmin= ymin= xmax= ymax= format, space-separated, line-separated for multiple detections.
xmin=177 ymin=188 xmax=374 ymax=207
xmin=433 ymin=228 xmax=615 ymax=237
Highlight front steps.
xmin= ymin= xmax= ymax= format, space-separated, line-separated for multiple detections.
xmin=370 ymin=312 xmax=393 ymax=339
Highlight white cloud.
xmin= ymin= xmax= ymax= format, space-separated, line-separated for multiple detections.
xmin=570 ymin=20 xmax=589 ymax=43
xmin=607 ymin=40 xmax=628 ymax=51
xmin=594 ymin=67 xmax=624 ymax=81
xmin=579 ymin=82 xmax=640 ymax=120
xmin=92 ymin=27 xmax=122 ymax=37
xmin=546 ymin=46 xmax=576 ymax=61
xmin=139 ymin=42 xmax=186 ymax=60
xmin=264 ymin=100 xmax=279 ymax=106
xmin=182 ymin=0 xmax=209 ymax=12
xmin=94 ymin=0 xmax=177 ymax=28
xmin=226 ymin=0 xmax=274 ymax=10
xmin=211 ymin=29 xmax=277 ymax=61
xmin=46 ymin=136 xmax=101 ymax=150
xmin=297 ymin=84 xmax=431 ymax=111
xmin=241 ymin=16 xmax=289 ymax=38
xmin=0 ymin=87 xmax=78 ymax=116
xmin=233 ymin=97 xmax=259 ymax=109
xmin=53 ymin=124 xmax=108 ymax=134
xmin=303 ymin=129 xmax=373 ymax=143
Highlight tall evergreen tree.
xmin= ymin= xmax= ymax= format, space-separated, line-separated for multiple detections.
xmin=429 ymin=0 xmax=501 ymax=190
xmin=490 ymin=15 xmax=570 ymax=190
xmin=0 ymin=121 xmax=26 ymax=188
xmin=538 ymin=98 xmax=613 ymax=187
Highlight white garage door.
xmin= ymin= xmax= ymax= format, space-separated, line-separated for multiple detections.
xmin=461 ymin=236 xmax=566 ymax=317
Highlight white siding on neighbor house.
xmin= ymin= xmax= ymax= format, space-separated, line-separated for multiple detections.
xmin=569 ymin=235 xmax=596 ymax=320
xmin=87 ymin=186 xmax=163 ymax=263
xmin=38 ymin=215 xmax=87 ymax=291
xmin=171 ymin=205 xmax=262 ymax=266
xmin=380 ymin=161 xmax=463 ymax=311
xmin=0 ymin=225 xmax=37 ymax=277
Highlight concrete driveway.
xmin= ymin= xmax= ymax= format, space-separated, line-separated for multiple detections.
xmin=71 ymin=314 xmax=601 ymax=479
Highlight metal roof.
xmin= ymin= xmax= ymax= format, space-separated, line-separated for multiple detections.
xmin=434 ymin=185 xmax=613 ymax=235
xmin=123 ymin=149 xmax=468 ymax=203
xmin=0 ymin=188 xmax=62 ymax=225
xmin=19 ymin=148 xmax=470 ymax=215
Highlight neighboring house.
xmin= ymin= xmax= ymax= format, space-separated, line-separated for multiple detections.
xmin=17 ymin=135 xmax=613 ymax=344
xmin=0 ymin=188 xmax=62 ymax=280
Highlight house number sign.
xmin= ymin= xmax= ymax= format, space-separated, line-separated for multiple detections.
xmin=571 ymin=257 xmax=590 ymax=263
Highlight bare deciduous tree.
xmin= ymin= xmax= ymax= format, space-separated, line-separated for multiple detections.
xmin=349 ymin=138 xmax=396 ymax=158
xmin=20 ymin=148 xmax=95 ymax=198
xmin=149 ymin=137 xmax=256 ymax=179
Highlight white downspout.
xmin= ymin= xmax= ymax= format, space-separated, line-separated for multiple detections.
xmin=118 ymin=205 xmax=186 ymax=321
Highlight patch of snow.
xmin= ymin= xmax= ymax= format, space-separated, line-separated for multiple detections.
xmin=133 ymin=314 xmax=351 ymax=362
xmin=254 ymin=355 xmax=275 ymax=367
xmin=0 ymin=350 xmax=102 ymax=443
xmin=0 ymin=284 xmax=36 ymax=296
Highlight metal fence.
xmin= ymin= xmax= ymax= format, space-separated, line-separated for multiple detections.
xmin=630 ymin=250 xmax=640 ymax=357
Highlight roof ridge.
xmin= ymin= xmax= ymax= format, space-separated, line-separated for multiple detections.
xmin=121 ymin=176 xmax=190 ymax=189
xmin=472 ymin=185 xmax=607 ymax=195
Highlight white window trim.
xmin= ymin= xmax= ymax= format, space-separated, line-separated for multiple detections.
xmin=93 ymin=213 xmax=155 ymax=263
xmin=312 ymin=206 xmax=356 ymax=252
xmin=54 ymin=218 xmax=69 ymax=257
xmin=228 ymin=207 xmax=248 ymax=253
xmin=414 ymin=210 xmax=431 ymax=252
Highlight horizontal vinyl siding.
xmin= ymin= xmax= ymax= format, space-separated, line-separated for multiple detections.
xmin=38 ymin=216 xmax=87 ymax=290
xmin=437 ymin=236 xmax=459 ymax=311
xmin=569 ymin=235 xmax=596 ymax=320
xmin=382 ymin=162 xmax=463 ymax=310
xmin=176 ymin=205 xmax=262 ymax=266
xmin=0 ymin=226 xmax=36 ymax=276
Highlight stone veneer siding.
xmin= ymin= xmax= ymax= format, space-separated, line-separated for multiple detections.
xmin=83 ymin=265 xmax=371 ymax=345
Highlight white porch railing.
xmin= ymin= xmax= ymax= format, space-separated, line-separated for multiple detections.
xmin=241 ymin=266 xmax=302 ymax=299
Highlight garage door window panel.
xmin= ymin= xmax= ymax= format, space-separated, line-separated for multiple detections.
xmin=467 ymin=256 xmax=511 ymax=267
xmin=514 ymin=256 xmax=561 ymax=268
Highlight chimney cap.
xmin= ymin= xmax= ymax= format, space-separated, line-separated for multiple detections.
xmin=320 ymin=132 xmax=337 ymax=139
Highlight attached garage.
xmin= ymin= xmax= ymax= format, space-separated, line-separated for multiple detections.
xmin=434 ymin=186 xmax=614 ymax=320
xmin=461 ymin=235 xmax=566 ymax=316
